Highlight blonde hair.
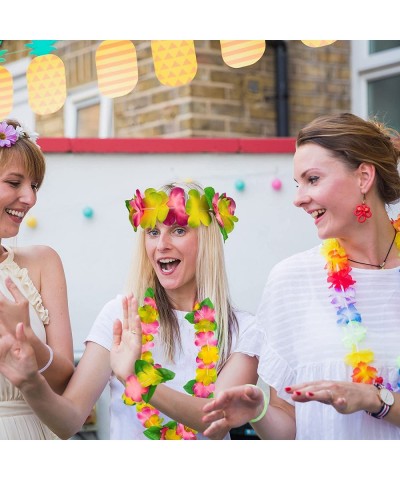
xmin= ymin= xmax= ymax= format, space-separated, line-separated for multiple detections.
xmin=126 ymin=181 xmax=238 ymax=369
xmin=296 ymin=112 xmax=400 ymax=204
xmin=0 ymin=119 xmax=45 ymax=187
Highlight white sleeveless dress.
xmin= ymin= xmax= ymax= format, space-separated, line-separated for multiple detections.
xmin=0 ymin=246 xmax=58 ymax=440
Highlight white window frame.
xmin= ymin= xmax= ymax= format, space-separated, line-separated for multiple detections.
xmin=7 ymin=57 xmax=35 ymax=128
xmin=64 ymin=84 xmax=113 ymax=138
xmin=351 ymin=40 xmax=400 ymax=119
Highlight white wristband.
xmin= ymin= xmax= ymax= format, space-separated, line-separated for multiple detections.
xmin=38 ymin=344 xmax=54 ymax=374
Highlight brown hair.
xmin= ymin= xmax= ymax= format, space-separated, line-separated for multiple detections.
xmin=296 ymin=112 xmax=400 ymax=204
xmin=0 ymin=119 xmax=46 ymax=187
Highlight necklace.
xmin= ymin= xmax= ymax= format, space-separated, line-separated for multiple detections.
xmin=321 ymin=216 xmax=400 ymax=391
xmin=347 ymin=229 xmax=397 ymax=269
xmin=122 ymin=288 xmax=219 ymax=440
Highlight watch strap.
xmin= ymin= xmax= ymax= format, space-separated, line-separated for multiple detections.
xmin=365 ymin=384 xmax=392 ymax=420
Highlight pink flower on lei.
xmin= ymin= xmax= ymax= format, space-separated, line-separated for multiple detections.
xmin=193 ymin=381 xmax=215 ymax=398
xmin=195 ymin=331 xmax=218 ymax=347
xmin=124 ymin=374 xmax=148 ymax=403
xmin=194 ymin=305 xmax=215 ymax=323
xmin=164 ymin=187 xmax=189 ymax=226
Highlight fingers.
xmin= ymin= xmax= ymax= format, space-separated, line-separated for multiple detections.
xmin=112 ymin=319 xmax=123 ymax=347
xmin=203 ymin=418 xmax=228 ymax=438
xmin=15 ymin=322 xmax=26 ymax=342
xmin=5 ymin=277 xmax=25 ymax=303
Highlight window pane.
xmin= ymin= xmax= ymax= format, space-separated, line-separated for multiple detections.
xmin=77 ymin=104 xmax=100 ymax=137
xmin=368 ymin=74 xmax=400 ymax=131
xmin=369 ymin=40 xmax=400 ymax=54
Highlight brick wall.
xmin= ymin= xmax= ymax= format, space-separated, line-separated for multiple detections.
xmin=3 ymin=40 xmax=351 ymax=137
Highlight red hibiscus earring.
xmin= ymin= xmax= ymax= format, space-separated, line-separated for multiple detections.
xmin=354 ymin=194 xmax=372 ymax=223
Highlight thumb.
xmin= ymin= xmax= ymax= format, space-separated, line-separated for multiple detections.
xmin=15 ymin=322 xmax=27 ymax=342
xmin=5 ymin=277 xmax=25 ymax=303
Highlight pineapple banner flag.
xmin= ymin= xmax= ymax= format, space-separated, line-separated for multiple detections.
xmin=151 ymin=40 xmax=197 ymax=87
xmin=0 ymin=66 xmax=13 ymax=118
xmin=220 ymin=41 xmax=266 ymax=68
xmin=27 ymin=54 xmax=67 ymax=115
xmin=96 ymin=40 xmax=138 ymax=98
xmin=301 ymin=41 xmax=337 ymax=48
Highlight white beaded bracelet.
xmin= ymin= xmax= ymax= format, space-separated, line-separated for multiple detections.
xmin=38 ymin=344 xmax=54 ymax=374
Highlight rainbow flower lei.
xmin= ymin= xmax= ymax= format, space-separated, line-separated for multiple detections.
xmin=125 ymin=186 xmax=238 ymax=242
xmin=321 ymin=215 xmax=400 ymax=391
xmin=122 ymin=289 xmax=219 ymax=440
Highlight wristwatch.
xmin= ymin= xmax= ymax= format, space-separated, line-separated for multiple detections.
xmin=366 ymin=384 xmax=395 ymax=419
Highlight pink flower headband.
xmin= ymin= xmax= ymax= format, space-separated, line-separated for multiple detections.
xmin=125 ymin=186 xmax=238 ymax=241
xmin=0 ymin=121 xmax=39 ymax=148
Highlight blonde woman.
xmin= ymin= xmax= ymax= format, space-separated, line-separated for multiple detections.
xmin=0 ymin=182 xmax=259 ymax=439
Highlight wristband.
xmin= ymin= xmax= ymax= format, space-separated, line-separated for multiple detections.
xmin=38 ymin=344 xmax=54 ymax=374
xmin=246 ymin=384 xmax=270 ymax=423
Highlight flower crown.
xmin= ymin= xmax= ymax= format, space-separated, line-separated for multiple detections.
xmin=125 ymin=186 xmax=238 ymax=241
xmin=0 ymin=121 xmax=39 ymax=148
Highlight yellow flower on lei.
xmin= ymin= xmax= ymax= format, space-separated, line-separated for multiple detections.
xmin=194 ymin=319 xmax=217 ymax=332
xmin=198 ymin=345 xmax=219 ymax=364
xmin=345 ymin=349 xmax=374 ymax=368
xmin=138 ymin=304 xmax=158 ymax=324
xmin=140 ymin=188 xmax=169 ymax=229
xmin=195 ymin=367 xmax=217 ymax=385
xmin=186 ymin=190 xmax=212 ymax=228
xmin=137 ymin=363 xmax=166 ymax=387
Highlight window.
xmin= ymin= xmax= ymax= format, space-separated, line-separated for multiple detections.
xmin=64 ymin=85 xmax=113 ymax=137
xmin=351 ymin=40 xmax=400 ymax=131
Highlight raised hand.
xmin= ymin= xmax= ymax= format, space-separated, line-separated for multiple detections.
xmin=202 ymin=384 xmax=264 ymax=438
xmin=110 ymin=294 xmax=142 ymax=383
xmin=0 ymin=322 xmax=39 ymax=389
xmin=0 ymin=277 xmax=31 ymax=337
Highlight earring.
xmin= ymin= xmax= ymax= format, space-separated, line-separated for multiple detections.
xmin=354 ymin=194 xmax=372 ymax=223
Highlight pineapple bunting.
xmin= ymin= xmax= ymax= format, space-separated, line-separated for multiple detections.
xmin=96 ymin=40 xmax=138 ymax=98
xmin=26 ymin=41 xmax=67 ymax=115
xmin=220 ymin=41 xmax=266 ymax=68
xmin=0 ymin=66 xmax=13 ymax=118
xmin=0 ymin=41 xmax=339 ymax=118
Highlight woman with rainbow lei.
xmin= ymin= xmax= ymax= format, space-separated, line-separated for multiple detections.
xmin=0 ymin=119 xmax=74 ymax=439
xmin=0 ymin=181 xmax=259 ymax=439
xmin=202 ymin=112 xmax=400 ymax=440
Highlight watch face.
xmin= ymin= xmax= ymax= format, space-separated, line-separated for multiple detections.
xmin=380 ymin=388 xmax=395 ymax=406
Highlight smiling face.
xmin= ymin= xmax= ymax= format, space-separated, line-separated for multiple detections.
xmin=144 ymin=223 xmax=198 ymax=307
xmin=293 ymin=143 xmax=361 ymax=240
xmin=0 ymin=158 xmax=38 ymax=239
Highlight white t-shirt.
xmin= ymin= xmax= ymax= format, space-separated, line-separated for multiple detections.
xmin=86 ymin=295 xmax=260 ymax=440
xmin=251 ymin=245 xmax=400 ymax=439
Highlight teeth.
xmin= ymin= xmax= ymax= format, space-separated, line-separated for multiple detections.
xmin=6 ymin=209 xmax=25 ymax=218
xmin=159 ymin=258 xmax=178 ymax=264
xmin=311 ymin=209 xmax=326 ymax=218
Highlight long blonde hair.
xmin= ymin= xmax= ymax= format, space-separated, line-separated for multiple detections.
xmin=126 ymin=182 xmax=238 ymax=369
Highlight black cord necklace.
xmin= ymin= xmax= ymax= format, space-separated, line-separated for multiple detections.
xmin=348 ymin=229 xmax=397 ymax=269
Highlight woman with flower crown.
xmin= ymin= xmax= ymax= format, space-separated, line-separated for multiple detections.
xmin=0 ymin=181 xmax=260 ymax=439
xmin=0 ymin=119 xmax=74 ymax=439
xmin=202 ymin=112 xmax=400 ymax=440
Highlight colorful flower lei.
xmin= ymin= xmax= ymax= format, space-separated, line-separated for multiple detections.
xmin=0 ymin=121 xmax=39 ymax=148
xmin=122 ymin=289 xmax=219 ymax=439
xmin=321 ymin=215 xmax=400 ymax=391
xmin=125 ymin=186 xmax=238 ymax=242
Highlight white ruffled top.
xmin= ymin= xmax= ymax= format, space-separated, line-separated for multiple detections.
xmin=0 ymin=246 xmax=49 ymax=401
xmin=249 ymin=245 xmax=400 ymax=440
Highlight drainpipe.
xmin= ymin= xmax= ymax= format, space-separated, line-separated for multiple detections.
xmin=268 ymin=40 xmax=289 ymax=137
